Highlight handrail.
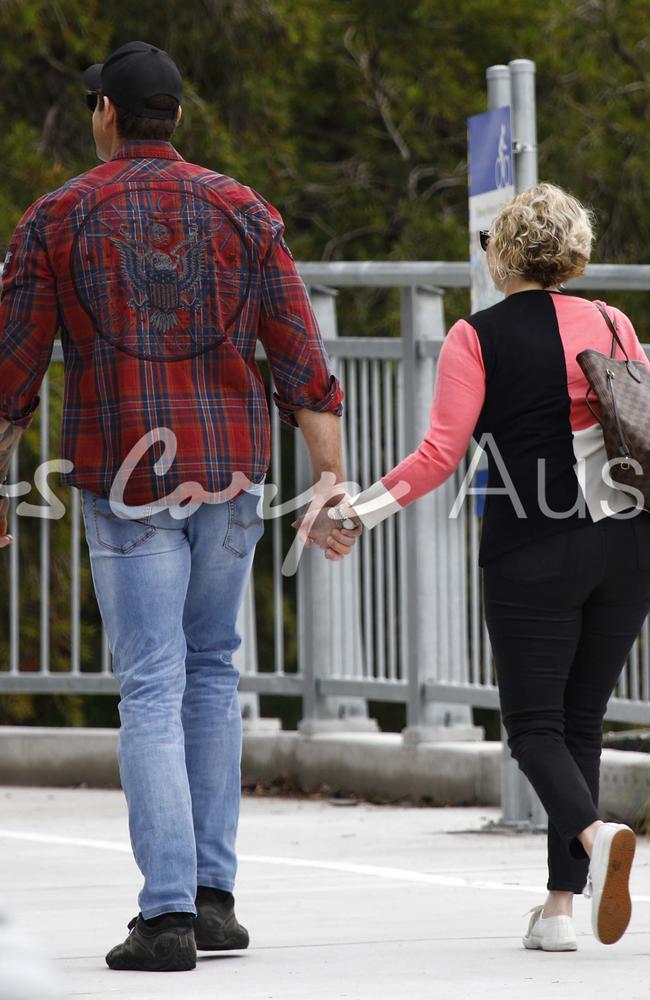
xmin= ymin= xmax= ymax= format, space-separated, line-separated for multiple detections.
xmin=298 ymin=261 xmax=650 ymax=291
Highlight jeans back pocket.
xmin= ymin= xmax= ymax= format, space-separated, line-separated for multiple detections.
xmin=89 ymin=493 xmax=157 ymax=554
xmin=224 ymin=490 xmax=265 ymax=558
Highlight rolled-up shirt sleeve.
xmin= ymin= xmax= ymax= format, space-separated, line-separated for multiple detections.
xmin=349 ymin=318 xmax=486 ymax=528
xmin=0 ymin=199 xmax=58 ymax=428
xmin=257 ymin=222 xmax=343 ymax=428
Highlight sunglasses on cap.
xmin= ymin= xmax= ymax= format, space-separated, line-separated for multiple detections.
xmin=85 ymin=91 xmax=99 ymax=112
xmin=479 ymin=230 xmax=491 ymax=252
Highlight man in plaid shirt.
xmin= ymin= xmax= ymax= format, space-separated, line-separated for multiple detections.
xmin=0 ymin=41 xmax=360 ymax=971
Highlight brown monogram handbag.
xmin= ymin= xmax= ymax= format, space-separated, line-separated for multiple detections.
xmin=576 ymin=304 xmax=650 ymax=510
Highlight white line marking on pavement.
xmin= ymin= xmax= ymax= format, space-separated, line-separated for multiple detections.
xmin=2 ymin=828 xmax=650 ymax=903
xmin=0 ymin=829 xmax=131 ymax=852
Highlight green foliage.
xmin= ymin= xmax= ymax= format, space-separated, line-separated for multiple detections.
xmin=0 ymin=0 xmax=648 ymax=317
xmin=0 ymin=0 xmax=648 ymax=724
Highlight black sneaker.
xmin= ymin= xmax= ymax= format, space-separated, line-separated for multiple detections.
xmin=105 ymin=913 xmax=196 ymax=971
xmin=194 ymin=886 xmax=250 ymax=951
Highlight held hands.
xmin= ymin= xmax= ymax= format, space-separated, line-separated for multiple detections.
xmin=291 ymin=504 xmax=363 ymax=561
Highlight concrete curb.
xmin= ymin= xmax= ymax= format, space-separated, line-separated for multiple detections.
xmin=244 ymin=731 xmax=502 ymax=805
xmin=0 ymin=727 xmax=649 ymax=826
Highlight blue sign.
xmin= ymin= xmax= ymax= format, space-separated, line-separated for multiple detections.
xmin=474 ymin=468 xmax=489 ymax=518
xmin=468 ymin=106 xmax=513 ymax=197
xmin=467 ymin=105 xmax=515 ymax=495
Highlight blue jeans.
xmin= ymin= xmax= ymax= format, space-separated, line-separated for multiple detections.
xmin=81 ymin=486 xmax=265 ymax=919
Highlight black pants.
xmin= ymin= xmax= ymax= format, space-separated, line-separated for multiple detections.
xmin=483 ymin=514 xmax=650 ymax=892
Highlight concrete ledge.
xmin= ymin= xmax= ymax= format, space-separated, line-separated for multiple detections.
xmin=0 ymin=728 xmax=649 ymax=826
xmin=599 ymin=749 xmax=650 ymax=826
xmin=292 ymin=734 xmax=501 ymax=804
xmin=0 ymin=727 xmax=120 ymax=788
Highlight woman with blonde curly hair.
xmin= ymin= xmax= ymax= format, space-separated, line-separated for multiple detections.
xmin=305 ymin=182 xmax=650 ymax=952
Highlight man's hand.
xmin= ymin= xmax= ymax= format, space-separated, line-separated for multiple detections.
xmin=0 ymin=416 xmax=25 ymax=549
xmin=292 ymin=506 xmax=362 ymax=561
xmin=0 ymin=495 xmax=13 ymax=547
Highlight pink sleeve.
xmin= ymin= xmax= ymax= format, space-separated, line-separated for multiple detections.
xmin=380 ymin=318 xmax=486 ymax=507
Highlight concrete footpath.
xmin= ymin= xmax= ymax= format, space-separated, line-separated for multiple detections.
xmin=2 ymin=787 xmax=650 ymax=1000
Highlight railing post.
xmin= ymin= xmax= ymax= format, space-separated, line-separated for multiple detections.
xmin=400 ymin=286 xmax=483 ymax=744
xmin=235 ymin=580 xmax=281 ymax=733
xmin=297 ymin=285 xmax=377 ymax=735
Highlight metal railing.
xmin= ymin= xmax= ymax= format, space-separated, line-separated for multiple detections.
xmin=2 ymin=261 xmax=650 ymax=738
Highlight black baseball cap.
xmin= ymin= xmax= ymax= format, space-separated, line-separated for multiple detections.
xmin=83 ymin=41 xmax=183 ymax=119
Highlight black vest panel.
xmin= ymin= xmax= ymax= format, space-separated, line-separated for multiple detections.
xmin=469 ymin=290 xmax=588 ymax=565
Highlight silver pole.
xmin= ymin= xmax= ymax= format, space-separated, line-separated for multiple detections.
xmin=511 ymin=54 xmax=547 ymax=830
xmin=486 ymin=64 xmax=511 ymax=110
xmin=509 ymin=59 xmax=538 ymax=192
xmin=485 ymin=60 xmax=545 ymax=828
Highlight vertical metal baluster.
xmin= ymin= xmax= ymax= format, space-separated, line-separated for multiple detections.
xmin=618 ymin=656 xmax=630 ymax=698
xmin=271 ymin=387 xmax=285 ymax=675
xmin=629 ymin=636 xmax=640 ymax=702
xmin=40 ymin=374 xmax=50 ymax=674
xmin=9 ymin=450 xmax=19 ymax=674
xmin=348 ymin=359 xmax=359 ymax=489
xmin=640 ymin=617 xmax=650 ymax=702
xmin=359 ymin=359 xmax=373 ymax=677
xmin=396 ymin=360 xmax=408 ymax=681
xmin=482 ymin=586 xmax=492 ymax=687
xmin=335 ymin=356 xmax=346 ymax=680
xmin=331 ymin=356 xmax=345 ymax=680
xmin=70 ymin=488 xmax=81 ymax=674
xmin=101 ymin=627 xmax=111 ymax=676
xmin=469 ymin=460 xmax=481 ymax=687
xmin=384 ymin=360 xmax=397 ymax=682
xmin=347 ymin=358 xmax=368 ymax=680
xmin=371 ymin=360 xmax=386 ymax=681
xmin=433 ymin=357 xmax=450 ymax=682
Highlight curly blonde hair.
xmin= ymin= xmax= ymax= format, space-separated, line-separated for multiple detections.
xmin=488 ymin=183 xmax=594 ymax=288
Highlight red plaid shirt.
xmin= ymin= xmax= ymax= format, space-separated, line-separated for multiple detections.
xmin=0 ymin=141 xmax=343 ymax=504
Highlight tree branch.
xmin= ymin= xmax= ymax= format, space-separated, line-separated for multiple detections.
xmin=343 ymin=27 xmax=411 ymax=161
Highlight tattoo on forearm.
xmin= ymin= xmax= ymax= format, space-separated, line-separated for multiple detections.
xmin=0 ymin=418 xmax=24 ymax=486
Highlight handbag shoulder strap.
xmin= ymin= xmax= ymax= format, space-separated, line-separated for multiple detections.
xmin=594 ymin=301 xmax=630 ymax=362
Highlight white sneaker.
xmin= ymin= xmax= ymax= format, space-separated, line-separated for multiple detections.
xmin=523 ymin=904 xmax=577 ymax=952
xmin=584 ymin=822 xmax=636 ymax=944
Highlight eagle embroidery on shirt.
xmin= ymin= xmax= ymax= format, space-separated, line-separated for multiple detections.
xmin=108 ymin=221 xmax=211 ymax=335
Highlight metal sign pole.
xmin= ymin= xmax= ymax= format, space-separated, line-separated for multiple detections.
xmin=509 ymin=59 xmax=538 ymax=192
xmin=510 ymin=58 xmax=546 ymax=830
xmin=484 ymin=59 xmax=546 ymax=830
xmin=486 ymin=64 xmax=511 ymax=111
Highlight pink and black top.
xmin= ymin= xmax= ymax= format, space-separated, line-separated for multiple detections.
xmin=349 ymin=290 xmax=650 ymax=564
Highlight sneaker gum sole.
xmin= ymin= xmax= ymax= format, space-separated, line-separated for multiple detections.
xmin=596 ymin=827 xmax=636 ymax=945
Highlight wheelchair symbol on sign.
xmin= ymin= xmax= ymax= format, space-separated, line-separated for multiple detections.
xmin=495 ymin=124 xmax=512 ymax=189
